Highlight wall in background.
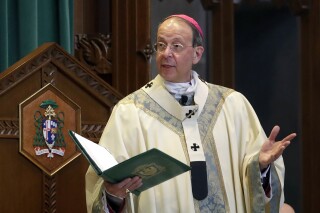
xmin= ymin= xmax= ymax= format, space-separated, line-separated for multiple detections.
xmin=234 ymin=5 xmax=301 ymax=212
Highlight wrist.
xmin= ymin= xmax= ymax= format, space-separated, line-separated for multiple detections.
xmin=259 ymin=162 xmax=269 ymax=171
xmin=105 ymin=189 xmax=124 ymax=201
xmin=105 ymin=190 xmax=125 ymax=209
xmin=258 ymin=154 xmax=269 ymax=171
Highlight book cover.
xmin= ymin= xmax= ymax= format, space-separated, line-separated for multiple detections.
xmin=68 ymin=130 xmax=191 ymax=196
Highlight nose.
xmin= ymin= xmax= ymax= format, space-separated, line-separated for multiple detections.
xmin=162 ymin=45 xmax=173 ymax=57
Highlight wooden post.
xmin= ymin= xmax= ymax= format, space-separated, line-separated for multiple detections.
xmin=201 ymin=0 xmax=235 ymax=88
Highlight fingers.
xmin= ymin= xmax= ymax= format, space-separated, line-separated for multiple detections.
xmin=122 ymin=176 xmax=143 ymax=192
xmin=104 ymin=176 xmax=142 ymax=198
xmin=274 ymin=133 xmax=296 ymax=157
xmin=280 ymin=141 xmax=291 ymax=149
xmin=269 ymin=125 xmax=297 ymax=144
xmin=268 ymin=125 xmax=280 ymax=142
xmin=260 ymin=126 xmax=296 ymax=167
xmin=277 ymin=132 xmax=296 ymax=152
xmin=278 ymin=133 xmax=296 ymax=152
xmin=282 ymin=133 xmax=297 ymax=142
xmin=117 ymin=177 xmax=135 ymax=188
xmin=278 ymin=141 xmax=289 ymax=153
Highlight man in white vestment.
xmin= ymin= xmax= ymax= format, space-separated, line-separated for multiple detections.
xmin=85 ymin=14 xmax=296 ymax=213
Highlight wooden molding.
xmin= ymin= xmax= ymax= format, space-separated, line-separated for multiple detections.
xmin=0 ymin=118 xmax=105 ymax=142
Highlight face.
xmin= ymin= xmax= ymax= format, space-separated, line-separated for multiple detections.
xmin=156 ymin=18 xmax=204 ymax=83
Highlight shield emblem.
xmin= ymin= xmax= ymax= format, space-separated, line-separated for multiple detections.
xmin=32 ymin=99 xmax=66 ymax=158
xmin=42 ymin=119 xmax=58 ymax=150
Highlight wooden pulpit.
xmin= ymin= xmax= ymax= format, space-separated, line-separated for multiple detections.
xmin=0 ymin=43 xmax=123 ymax=212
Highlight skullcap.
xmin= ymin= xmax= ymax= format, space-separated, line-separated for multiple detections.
xmin=165 ymin=14 xmax=203 ymax=39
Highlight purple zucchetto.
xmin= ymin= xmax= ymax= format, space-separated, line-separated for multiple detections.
xmin=165 ymin=14 xmax=203 ymax=39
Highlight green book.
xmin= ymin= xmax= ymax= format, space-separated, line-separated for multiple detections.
xmin=68 ymin=130 xmax=191 ymax=196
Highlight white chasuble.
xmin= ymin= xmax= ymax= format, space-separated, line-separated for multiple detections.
xmin=85 ymin=73 xmax=285 ymax=213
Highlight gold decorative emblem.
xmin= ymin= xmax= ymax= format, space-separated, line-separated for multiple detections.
xmin=132 ymin=163 xmax=165 ymax=179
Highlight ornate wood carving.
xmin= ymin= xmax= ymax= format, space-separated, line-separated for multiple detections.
xmin=0 ymin=119 xmax=106 ymax=144
xmin=79 ymin=122 xmax=106 ymax=142
xmin=0 ymin=119 xmax=19 ymax=138
xmin=53 ymin=47 xmax=118 ymax=103
xmin=74 ymin=33 xmax=112 ymax=75
xmin=137 ymin=44 xmax=154 ymax=62
xmin=74 ymin=0 xmax=151 ymax=95
xmin=0 ymin=52 xmax=51 ymax=95
xmin=0 ymin=43 xmax=122 ymax=106
xmin=42 ymin=63 xmax=58 ymax=86
xmin=43 ymin=174 xmax=57 ymax=213
xmin=0 ymin=44 xmax=117 ymax=104
xmin=0 ymin=42 xmax=123 ymax=212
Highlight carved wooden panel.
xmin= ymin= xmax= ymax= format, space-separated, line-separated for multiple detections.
xmin=74 ymin=0 xmax=151 ymax=96
xmin=201 ymin=0 xmax=235 ymax=88
xmin=74 ymin=33 xmax=113 ymax=85
xmin=0 ymin=42 xmax=123 ymax=212
xmin=112 ymin=0 xmax=152 ymax=95
xmin=75 ymin=33 xmax=112 ymax=73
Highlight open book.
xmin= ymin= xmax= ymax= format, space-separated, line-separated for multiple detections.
xmin=68 ymin=130 xmax=191 ymax=196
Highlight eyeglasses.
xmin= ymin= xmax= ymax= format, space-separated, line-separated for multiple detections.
xmin=153 ymin=42 xmax=193 ymax=54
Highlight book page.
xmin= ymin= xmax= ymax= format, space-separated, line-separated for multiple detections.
xmin=73 ymin=132 xmax=118 ymax=171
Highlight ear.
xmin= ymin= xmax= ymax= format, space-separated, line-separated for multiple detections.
xmin=192 ymin=46 xmax=204 ymax=64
